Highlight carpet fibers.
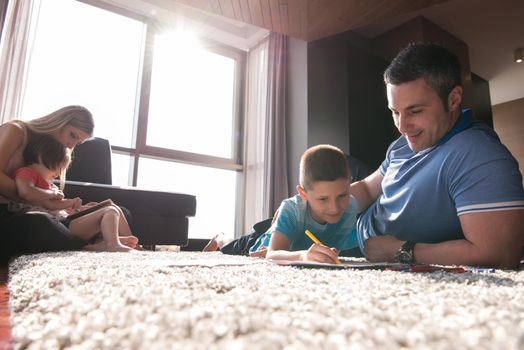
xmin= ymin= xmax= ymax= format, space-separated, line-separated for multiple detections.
xmin=8 ymin=251 xmax=524 ymax=349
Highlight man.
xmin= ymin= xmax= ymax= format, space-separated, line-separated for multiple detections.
xmin=351 ymin=43 xmax=524 ymax=269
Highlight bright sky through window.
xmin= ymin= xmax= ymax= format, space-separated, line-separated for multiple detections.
xmin=19 ymin=0 xmax=241 ymax=239
xmin=147 ymin=30 xmax=236 ymax=158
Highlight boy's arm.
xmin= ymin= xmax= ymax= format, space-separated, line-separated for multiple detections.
xmin=350 ymin=169 xmax=383 ymax=211
xmin=266 ymin=231 xmax=340 ymax=263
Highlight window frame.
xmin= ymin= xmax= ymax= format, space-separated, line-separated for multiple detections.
xmin=105 ymin=18 xmax=247 ymax=187
xmin=78 ymin=0 xmax=247 ymax=237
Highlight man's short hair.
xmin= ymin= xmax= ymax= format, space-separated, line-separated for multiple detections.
xmin=299 ymin=144 xmax=350 ymax=190
xmin=383 ymin=42 xmax=462 ymax=109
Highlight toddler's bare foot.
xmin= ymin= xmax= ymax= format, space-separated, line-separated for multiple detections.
xmin=83 ymin=240 xmax=107 ymax=251
xmin=120 ymin=235 xmax=139 ymax=248
xmin=107 ymin=243 xmax=134 ymax=252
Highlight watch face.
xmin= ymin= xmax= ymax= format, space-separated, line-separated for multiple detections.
xmin=397 ymin=251 xmax=413 ymax=264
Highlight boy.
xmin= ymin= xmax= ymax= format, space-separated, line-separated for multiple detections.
xmin=204 ymin=144 xmax=359 ymax=263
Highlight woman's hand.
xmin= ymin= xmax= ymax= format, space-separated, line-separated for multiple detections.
xmin=45 ymin=197 xmax=82 ymax=211
xmin=301 ymin=244 xmax=340 ymax=264
xmin=50 ymin=188 xmax=64 ymax=200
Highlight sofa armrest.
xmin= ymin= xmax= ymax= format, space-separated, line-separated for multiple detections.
xmin=63 ymin=181 xmax=196 ymax=246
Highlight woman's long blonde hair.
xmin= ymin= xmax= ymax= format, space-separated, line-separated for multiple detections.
xmin=20 ymin=105 xmax=94 ymax=136
xmin=12 ymin=105 xmax=94 ymax=186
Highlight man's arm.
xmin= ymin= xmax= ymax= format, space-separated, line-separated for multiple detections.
xmin=364 ymin=209 xmax=524 ymax=269
xmin=350 ymin=169 xmax=383 ymax=211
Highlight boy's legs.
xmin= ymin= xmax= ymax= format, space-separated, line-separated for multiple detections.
xmin=219 ymin=231 xmax=264 ymax=256
xmin=69 ymin=207 xmax=132 ymax=252
xmin=207 ymin=217 xmax=273 ymax=255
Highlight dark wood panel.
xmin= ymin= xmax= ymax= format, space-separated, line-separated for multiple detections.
xmin=170 ymin=0 xmax=451 ymax=41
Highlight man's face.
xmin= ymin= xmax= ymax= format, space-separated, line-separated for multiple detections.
xmin=387 ymin=77 xmax=460 ymax=152
xmin=298 ymin=178 xmax=350 ymax=225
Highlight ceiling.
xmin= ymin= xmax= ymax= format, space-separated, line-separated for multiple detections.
xmin=160 ymin=0 xmax=450 ymax=42
xmin=353 ymin=0 xmax=524 ymax=105
xmin=112 ymin=0 xmax=524 ymax=106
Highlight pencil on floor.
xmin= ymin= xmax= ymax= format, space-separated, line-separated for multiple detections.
xmin=304 ymin=229 xmax=341 ymax=264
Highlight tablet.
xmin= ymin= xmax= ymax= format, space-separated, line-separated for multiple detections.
xmin=66 ymin=199 xmax=112 ymax=220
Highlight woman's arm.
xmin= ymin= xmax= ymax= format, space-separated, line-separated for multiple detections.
xmin=0 ymin=123 xmax=25 ymax=201
xmin=14 ymin=177 xmax=61 ymax=204
xmin=266 ymin=231 xmax=340 ymax=263
xmin=43 ymin=197 xmax=82 ymax=211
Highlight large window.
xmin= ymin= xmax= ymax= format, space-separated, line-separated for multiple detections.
xmin=20 ymin=0 xmax=245 ymax=239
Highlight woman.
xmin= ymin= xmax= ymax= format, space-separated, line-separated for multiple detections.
xmin=0 ymin=105 xmax=94 ymax=262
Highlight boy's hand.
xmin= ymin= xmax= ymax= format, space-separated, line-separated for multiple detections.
xmin=303 ymin=244 xmax=340 ymax=264
xmin=248 ymin=248 xmax=268 ymax=258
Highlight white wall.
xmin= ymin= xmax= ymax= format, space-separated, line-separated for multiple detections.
xmin=286 ymin=37 xmax=308 ymax=196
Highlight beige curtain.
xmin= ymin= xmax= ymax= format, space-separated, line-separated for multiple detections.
xmin=243 ymin=32 xmax=288 ymax=234
xmin=264 ymin=32 xmax=288 ymax=217
xmin=0 ymin=0 xmax=38 ymax=123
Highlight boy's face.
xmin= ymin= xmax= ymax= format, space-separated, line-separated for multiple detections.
xmin=297 ymin=178 xmax=350 ymax=225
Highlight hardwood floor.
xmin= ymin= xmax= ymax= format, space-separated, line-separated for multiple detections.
xmin=0 ymin=265 xmax=12 ymax=350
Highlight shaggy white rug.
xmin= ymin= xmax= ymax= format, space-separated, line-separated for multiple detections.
xmin=8 ymin=251 xmax=524 ymax=349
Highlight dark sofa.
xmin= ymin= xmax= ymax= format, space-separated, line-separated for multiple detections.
xmin=63 ymin=138 xmax=196 ymax=248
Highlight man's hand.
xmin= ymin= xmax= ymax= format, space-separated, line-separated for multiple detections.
xmin=364 ymin=235 xmax=403 ymax=262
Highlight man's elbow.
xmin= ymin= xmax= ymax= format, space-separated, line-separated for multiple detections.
xmin=472 ymin=249 xmax=522 ymax=270
xmin=492 ymin=253 xmax=521 ymax=270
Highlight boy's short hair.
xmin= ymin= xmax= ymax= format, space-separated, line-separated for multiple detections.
xmin=383 ymin=42 xmax=462 ymax=110
xmin=24 ymin=131 xmax=71 ymax=171
xmin=299 ymin=144 xmax=350 ymax=190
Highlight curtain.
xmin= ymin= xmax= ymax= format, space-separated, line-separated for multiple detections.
xmin=0 ymin=0 xmax=38 ymax=123
xmin=263 ymin=32 xmax=288 ymax=217
xmin=243 ymin=32 xmax=288 ymax=234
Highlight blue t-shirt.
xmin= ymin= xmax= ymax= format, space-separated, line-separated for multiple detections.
xmin=249 ymin=194 xmax=359 ymax=252
xmin=357 ymin=109 xmax=524 ymax=253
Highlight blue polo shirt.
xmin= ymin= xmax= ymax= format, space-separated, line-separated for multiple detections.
xmin=356 ymin=109 xmax=524 ymax=252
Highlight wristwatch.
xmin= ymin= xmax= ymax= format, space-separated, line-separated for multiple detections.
xmin=395 ymin=241 xmax=416 ymax=264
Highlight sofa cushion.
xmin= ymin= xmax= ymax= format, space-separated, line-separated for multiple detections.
xmin=63 ymin=181 xmax=196 ymax=245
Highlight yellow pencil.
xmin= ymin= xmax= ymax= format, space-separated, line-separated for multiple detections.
xmin=304 ymin=229 xmax=341 ymax=264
